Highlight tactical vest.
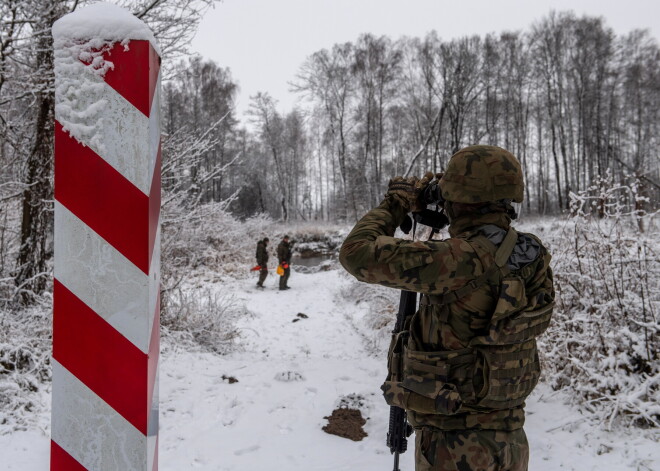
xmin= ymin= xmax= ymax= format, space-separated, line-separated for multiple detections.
xmin=382 ymin=227 xmax=554 ymax=418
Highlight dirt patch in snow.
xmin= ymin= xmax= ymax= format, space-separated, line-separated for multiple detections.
xmin=322 ymin=408 xmax=368 ymax=441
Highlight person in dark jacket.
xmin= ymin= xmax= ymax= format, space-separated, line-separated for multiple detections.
xmin=255 ymin=237 xmax=269 ymax=288
xmin=277 ymin=235 xmax=293 ymax=290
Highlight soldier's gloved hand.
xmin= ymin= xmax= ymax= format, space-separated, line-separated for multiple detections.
xmin=386 ymin=172 xmax=434 ymax=212
xmin=413 ymin=171 xmax=436 ymax=211
xmin=386 ymin=176 xmax=419 ymax=212
xmin=416 ymin=171 xmax=435 ymax=193
xmin=419 ymin=172 xmax=445 ymax=206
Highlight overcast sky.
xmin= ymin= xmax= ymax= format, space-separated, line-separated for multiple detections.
xmin=191 ymin=0 xmax=659 ymax=121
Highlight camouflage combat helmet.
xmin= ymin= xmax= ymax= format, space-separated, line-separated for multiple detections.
xmin=439 ymin=145 xmax=524 ymax=203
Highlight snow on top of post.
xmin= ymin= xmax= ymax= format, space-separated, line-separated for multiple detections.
xmin=53 ymin=2 xmax=162 ymax=156
xmin=52 ymin=2 xmax=160 ymax=55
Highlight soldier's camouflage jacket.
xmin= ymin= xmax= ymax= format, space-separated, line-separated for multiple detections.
xmin=256 ymin=240 xmax=269 ymax=266
xmin=339 ymin=195 xmax=554 ymax=431
xmin=277 ymin=240 xmax=292 ymax=264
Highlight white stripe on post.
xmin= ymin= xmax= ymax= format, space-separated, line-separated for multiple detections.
xmin=52 ymin=4 xmax=161 ymax=470
xmin=54 ymin=201 xmax=152 ymax=352
xmin=51 ymin=360 xmax=148 ymax=471
xmin=53 ymin=73 xmax=155 ymax=194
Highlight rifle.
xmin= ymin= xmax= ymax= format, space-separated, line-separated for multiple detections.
xmin=386 ymin=290 xmax=416 ymax=471
xmin=385 ymin=179 xmax=447 ymax=470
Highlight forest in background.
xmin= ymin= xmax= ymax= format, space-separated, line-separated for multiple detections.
xmin=164 ymin=11 xmax=659 ymax=223
xmin=1 ymin=2 xmax=658 ymax=303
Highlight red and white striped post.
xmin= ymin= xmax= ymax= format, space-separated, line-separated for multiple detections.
xmin=52 ymin=4 xmax=160 ymax=470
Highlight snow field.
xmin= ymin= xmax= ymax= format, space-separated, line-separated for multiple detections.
xmin=526 ymin=389 xmax=659 ymax=470
xmin=159 ymin=269 xmax=414 ymax=470
xmin=158 ymin=268 xmax=659 ymax=470
xmin=2 ymin=267 xmax=658 ymax=470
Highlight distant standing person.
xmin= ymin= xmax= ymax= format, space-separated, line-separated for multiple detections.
xmin=255 ymin=237 xmax=269 ymax=288
xmin=277 ymin=235 xmax=293 ymax=290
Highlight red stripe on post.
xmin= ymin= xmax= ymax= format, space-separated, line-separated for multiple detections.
xmin=55 ymin=121 xmax=151 ymax=274
xmin=99 ymin=41 xmax=160 ymax=117
xmin=51 ymin=441 xmax=88 ymax=471
xmin=53 ymin=279 xmax=149 ymax=434
xmin=148 ymin=141 xmax=161 ymax=270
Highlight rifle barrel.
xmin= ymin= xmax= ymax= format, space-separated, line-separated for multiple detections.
xmin=387 ymin=290 xmax=417 ymax=471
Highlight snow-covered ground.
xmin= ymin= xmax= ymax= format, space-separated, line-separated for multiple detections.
xmin=3 ymin=268 xmax=659 ymax=470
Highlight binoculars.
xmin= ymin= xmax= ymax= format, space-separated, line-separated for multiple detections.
xmin=421 ymin=181 xmax=445 ymax=206
xmin=399 ymin=181 xmax=449 ymax=234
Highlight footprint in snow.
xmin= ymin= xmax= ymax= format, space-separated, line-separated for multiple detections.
xmin=234 ymin=445 xmax=261 ymax=456
xmin=274 ymin=371 xmax=305 ymax=382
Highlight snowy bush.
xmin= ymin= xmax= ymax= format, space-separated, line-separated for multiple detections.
xmin=161 ymin=287 xmax=246 ymax=354
xmin=160 ymin=202 xmax=345 ymax=281
xmin=0 ymin=200 xmax=36 ymax=306
xmin=0 ymin=302 xmax=51 ymax=434
xmin=339 ymin=276 xmax=399 ymax=355
xmin=161 ymin=202 xmax=273 ymax=282
xmin=285 ymin=226 xmax=346 ymax=256
xmin=541 ymin=185 xmax=659 ymax=428
xmin=159 ymin=199 xmax=273 ymax=351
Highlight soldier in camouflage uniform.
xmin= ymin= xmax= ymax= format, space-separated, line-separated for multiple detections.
xmin=277 ymin=235 xmax=293 ymax=290
xmin=339 ymin=145 xmax=554 ymax=471
xmin=256 ymin=237 xmax=269 ymax=288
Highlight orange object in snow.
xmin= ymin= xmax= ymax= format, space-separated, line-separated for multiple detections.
xmin=276 ymin=264 xmax=284 ymax=276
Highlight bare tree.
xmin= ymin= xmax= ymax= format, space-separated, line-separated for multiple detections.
xmin=249 ymin=93 xmax=290 ymax=220
xmin=1 ymin=0 xmax=218 ymax=304
xmin=293 ymin=43 xmax=356 ymax=219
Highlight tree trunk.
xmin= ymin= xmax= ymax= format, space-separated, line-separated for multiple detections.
xmin=15 ymin=8 xmax=57 ymax=303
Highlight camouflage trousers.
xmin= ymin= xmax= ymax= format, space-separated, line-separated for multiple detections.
xmin=414 ymin=428 xmax=529 ymax=471
xmin=257 ymin=268 xmax=268 ymax=286
xmin=279 ymin=266 xmax=290 ymax=289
